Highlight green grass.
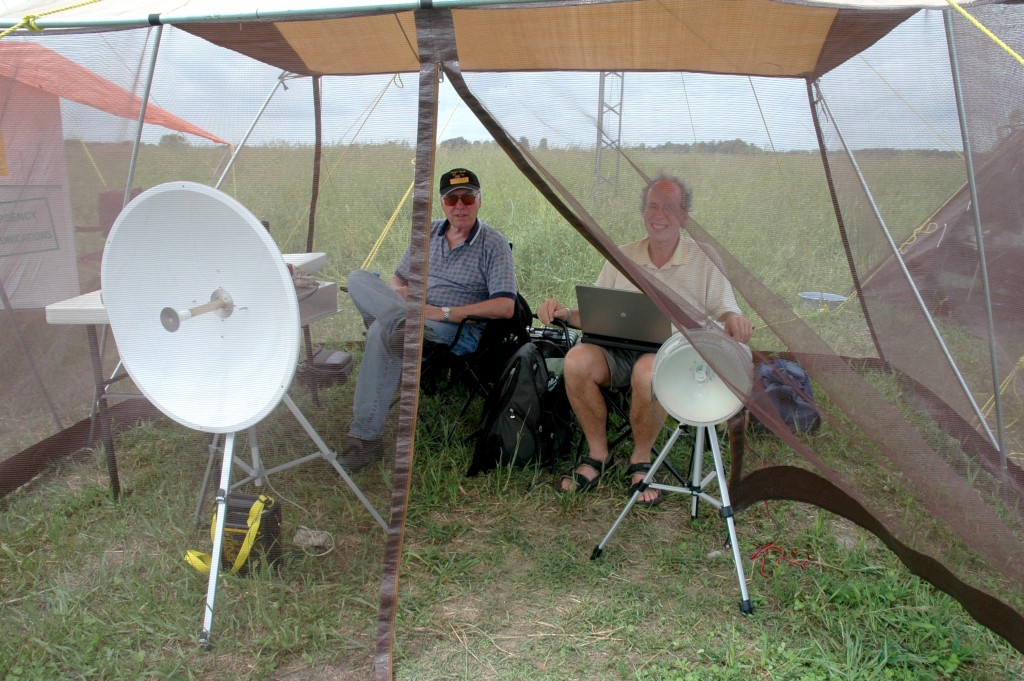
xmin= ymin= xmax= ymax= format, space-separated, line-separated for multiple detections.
xmin=2 ymin=381 xmax=1022 ymax=680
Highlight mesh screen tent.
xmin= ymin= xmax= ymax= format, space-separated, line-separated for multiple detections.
xmin=2 ymin=0 xmax=1023 ymax=677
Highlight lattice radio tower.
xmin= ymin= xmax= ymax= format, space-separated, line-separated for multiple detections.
xmin=595 ymin=71 xmax=625 ymax=189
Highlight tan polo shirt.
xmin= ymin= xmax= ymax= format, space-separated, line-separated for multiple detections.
xmin=595 ymin=230 xmax=741 ymax=324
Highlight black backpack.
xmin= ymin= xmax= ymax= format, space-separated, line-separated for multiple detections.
xmin=750 ymin=358 xmax=821 ymax=434
xmin=467 ymin=336 xmax=575 ymax=475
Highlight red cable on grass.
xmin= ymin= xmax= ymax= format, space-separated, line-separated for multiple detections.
xmin=737 ymin=450 xmax=813 ymax=578
xmin=749 ymin=542 xmax=810 ymax=578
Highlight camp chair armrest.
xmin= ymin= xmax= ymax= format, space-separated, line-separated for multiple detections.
xmin=436 ymin=315 xmax=483 ymax=352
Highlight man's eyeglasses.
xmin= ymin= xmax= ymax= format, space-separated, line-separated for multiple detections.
xmin=442 ymin=192 xmax=479 ymax=206
xmin=642 ymin=202 xmax=679 ymax=214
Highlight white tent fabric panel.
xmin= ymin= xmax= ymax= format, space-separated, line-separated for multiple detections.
xmin=0 ymin=79 xmax=79 ymax=309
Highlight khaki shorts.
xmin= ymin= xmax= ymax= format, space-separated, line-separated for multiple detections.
xmin=589 ymin=343 xmax=652 ymax=391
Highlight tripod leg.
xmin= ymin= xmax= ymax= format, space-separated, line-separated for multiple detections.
xmin=281 ymin=394 xmax=388 ymax=531
xmin=247 ymin=425 xmax=265 ymax=486
xmin=200 ymin=431 xmax=236 ymax=647
xmin=689 ymin=426 xmax=706 ymax=519
xmin=193 ymin=433 xmax=220 ymax=526
xmin=592 ymin=425 xmax=686 ymax=560
xmin=708 ymin=430 xmax=753 ymax=614
xmin=660 ymin=426 xmax=692 ymax=485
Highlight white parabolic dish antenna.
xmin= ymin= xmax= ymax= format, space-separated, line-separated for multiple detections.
xmin=652 ymin=328 xmax=753 ymax=426
xmin=102 ymin=182 xmax=300 ymax=434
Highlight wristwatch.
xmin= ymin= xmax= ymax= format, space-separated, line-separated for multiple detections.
xmin=442 ymin=306 xmax=451 ymax=322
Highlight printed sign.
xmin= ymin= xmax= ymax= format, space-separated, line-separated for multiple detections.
xmin=0 ymin=196 xmax=58 ymax=258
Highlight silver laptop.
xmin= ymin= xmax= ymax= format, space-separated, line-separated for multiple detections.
xmin=575 ymin=285 xmax=672 ymax=352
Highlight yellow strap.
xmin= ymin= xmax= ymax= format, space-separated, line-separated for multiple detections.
xmin=184 ymin=549 xmax=213 ymax=575
xmin=234 ymin=494 xmax=271 ymax=573
xmin=185 ymin=494 xmax=274 ymax=575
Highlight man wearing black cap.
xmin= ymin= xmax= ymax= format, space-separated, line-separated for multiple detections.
xmin=341 ymin=168 xmax=519 ymax=470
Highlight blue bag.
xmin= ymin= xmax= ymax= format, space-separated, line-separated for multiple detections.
xmin=751 ymin=358 xmax=821 ymax=434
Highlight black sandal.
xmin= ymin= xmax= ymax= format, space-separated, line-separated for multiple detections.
xmin=626 ymin=462 xmax=663 ymax=508
xmin=560 ymin=456 xmax=612 ymax=493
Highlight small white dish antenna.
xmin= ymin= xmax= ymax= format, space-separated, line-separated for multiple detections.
xmin=101 ymin=181 xmax=300 ymax=434
xmin=652 ymin=328 xmax=753 ymax=426
xmin=595 ymin=326 xmax=755 ymax=614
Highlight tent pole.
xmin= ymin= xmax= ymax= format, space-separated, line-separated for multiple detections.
xmin=301 ymin=76 xmax=324 ymax=404
xmin=944 ymin=9 xmax=1007 ymax=466
xmin=807 ymin=80 xmax=887 ymax=365
xmin=816 ymin=89 xmax=998 ymax=449
xmin=374 ymin=11 xmax=448 ymax=678
xmin=124 ymin=25 xmax=163 ymax=205
xmin=93 ymin=25 xmax=164 ymax=443
xmin=215 ymin=72 xmax=292 ymax=190
xmin=307 ymin=76 xmax=322 ymax=253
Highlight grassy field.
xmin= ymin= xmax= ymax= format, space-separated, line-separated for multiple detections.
xmin=2 ymin=141 xmax=1022 ymax=678
xmin=2 ymin=381 xmax=1023 ymax=680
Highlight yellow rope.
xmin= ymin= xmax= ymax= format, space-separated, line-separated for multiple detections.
xmin=63 ymin=114 xmax=109 ymax=189
xmin=946 ymin=0 xmax=1024 ymax=68
xmin=979 ymin=354 xmax=1024 ymax=418
xmin=0 ymin=0 xmax=104 ymax=39
xmin=971 ymin=356 xmax=1023 ymax=445
xmin=281 ymin=75 xmax=400 ymax=250
xmin=358 ymin=72 xmax=475 ymax=272
xmin=898 ymin=218 xmax=943 ymax=256
xmin=858 ymin=55 xmax=964 ymax=157
xmin=749 ymin=76 xmax=800 ymax=218
xmin=363 ymin=165 xmax=414 ymax=270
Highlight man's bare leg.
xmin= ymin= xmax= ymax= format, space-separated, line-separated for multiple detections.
xmin=560 ymin=344 xmax=612 ymax=492
xmin=627 ymin=353 xmax=664 ymax=504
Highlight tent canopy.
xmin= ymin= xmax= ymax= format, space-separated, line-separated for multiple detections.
xmin=182 ymin=1 xmax=914 ymax=78
xmin=0 ymin=0 xmax=966 ymax=78
xmin=0 ymin=41 xmax=227 ymax=144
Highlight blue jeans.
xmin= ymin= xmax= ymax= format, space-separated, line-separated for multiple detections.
xmin=346 ymin=270 xmax=483 ymax=440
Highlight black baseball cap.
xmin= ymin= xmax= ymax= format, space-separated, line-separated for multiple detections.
xmin=439 ymin=168 xmax=480 ymax=196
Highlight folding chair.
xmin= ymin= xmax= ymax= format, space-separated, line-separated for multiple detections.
xmin=420 ymin=291 xmax=533 ymax=419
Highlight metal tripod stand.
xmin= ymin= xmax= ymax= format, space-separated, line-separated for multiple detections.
xmin=193 ymin=393 xmax=387 ymax=531
xmin=591 ymin=421 xmax=753 ymax=614
xmin=194 ymin=392 xmax=389 ymax=647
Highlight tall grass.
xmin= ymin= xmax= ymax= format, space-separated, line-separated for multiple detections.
xmin=62 ymin=141 xmax=962 ymax=310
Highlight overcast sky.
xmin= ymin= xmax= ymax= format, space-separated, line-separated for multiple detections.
xmin=8 ymin=9 xmax=969 ymax=152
